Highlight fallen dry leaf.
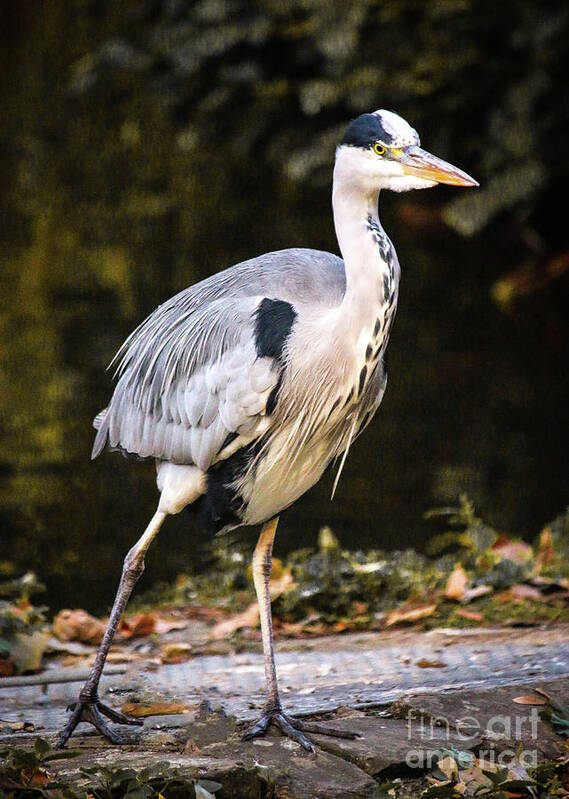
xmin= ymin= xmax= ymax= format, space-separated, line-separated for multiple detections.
xmin=278 ymin=620 xmax=329 ymax=637
xmin=120 ymin=611 xmax=189 ymax=638
xmin=161 ymin=642 xmax=193 ymax=664
xmin=118 ymin=613 xmax=156 ymax=638
xmin=0 ymin=718 xmax=35 ymax=732
xmin=445 ymin=565 xmax=469 ymax=600
xmin=461 ymin=585 xmax=493 ymax=602
xmin=21 ymin=768 xmax=49 ymax=787
xmin=105 ymin=650 xmax=132 ymax=664
xmin=209 ymin=603 xmax=260 ymax=639
xmin=121 ymin=702 xmax=193 ymax=718
xmin=333 ymin=621 xmax=349 ymax=632
xmin=496 ymin=584 xmax=544 ymax=603
xmin=416 ymin=658 xmax=447 ymax=669
xmin=269 ymin=570 xmax=294 ymax=600
xmin=53 ymin=609 xmax=106 ymax=645
xmin=456 ymin=608 xmax=483 ymax=622
xmin=153 ymin=617 xmax=189 ymax=634
xmin=492 ymin=536 xmax=533 ymax=564
xmin=209 ymin=572 xmax=293 ymax=640
xmin=513 ymin=695 xmax=547 ymax=705
xmin=385 ymin=603 xmax=437 ymax=627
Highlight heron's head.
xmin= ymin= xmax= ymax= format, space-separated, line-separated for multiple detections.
xmin=336 ymin=109 xmax=478 ymax=193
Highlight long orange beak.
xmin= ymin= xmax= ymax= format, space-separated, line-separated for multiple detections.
xmin=399 ymin=145 xmax=478 ymax=187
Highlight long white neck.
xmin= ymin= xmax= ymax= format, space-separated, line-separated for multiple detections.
xmin=331 ymin=149 xmax=400 ymax=337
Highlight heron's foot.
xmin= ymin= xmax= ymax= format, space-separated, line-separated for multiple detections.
xmin=242 ymin=708 xmax=359 ymax=753
xmin=56 ymin=695 xmax=143 ymax=748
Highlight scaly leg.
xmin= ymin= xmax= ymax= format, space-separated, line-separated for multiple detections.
xmin=57 ymin=509 xmax=167 ymax=747
xmin=242 ymin=518 xmax=357 ymax=752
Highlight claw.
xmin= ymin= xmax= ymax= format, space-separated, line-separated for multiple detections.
xmin=56 ymin=696 xmax=143 ymax=748
xmin=243 ymin=710 xmax=316 ymax=752
xmin=242 ymin=709 xmax=357 ymax=752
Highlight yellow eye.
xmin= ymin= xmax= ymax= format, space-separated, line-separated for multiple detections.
xmin=373 ymin=142 xmax=386 ymax=156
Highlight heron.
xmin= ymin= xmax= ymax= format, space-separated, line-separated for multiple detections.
xmin=57 ymin=109 xmax=477 ymax=752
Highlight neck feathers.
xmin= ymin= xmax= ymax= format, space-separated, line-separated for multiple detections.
xmin=332 ymin=159 xmax=399 ymax=326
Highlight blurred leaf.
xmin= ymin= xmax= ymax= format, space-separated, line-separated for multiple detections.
xmin=385 ymin=604 xmax=437 ymax=627
xmin=53 ymin=609 xmax=105 ymax=645
xmin=416 ymin=658 xmax=447 ymax=668
xmin=121 ymin=702 xmax=192 ymax=718
xmin=445 ymin=566 xmax=469 ymax=600
xmin=513 ymin=695 xmax=547 ymax=705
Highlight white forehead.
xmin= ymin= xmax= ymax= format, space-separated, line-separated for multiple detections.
xmin=373 ymin=109 xmax=420 ymax=148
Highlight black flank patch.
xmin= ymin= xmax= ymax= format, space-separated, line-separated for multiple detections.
xmin=374 ymin=318 xmax=381 ymax=337
xmin=344 ymin=386 xmax=354 ymax=407
xmin=358 ymin=365 xmax=367 ymax=395
xmin=265 ymin=369 xmax=284 ymax=415
xmin=191 ymin=441 xmax=263 ymax=536
xmin=254 ymin=298 xmax=297 ymax=363
xmin=219 ymin=431 xmax=239 ymax=453
xmin=365 ymin=343 xmax=373 ymax=361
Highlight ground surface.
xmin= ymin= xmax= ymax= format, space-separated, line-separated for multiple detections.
xmin=2 ymin=625 xmax=569 ymax=797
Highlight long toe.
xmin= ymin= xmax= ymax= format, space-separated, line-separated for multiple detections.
xmin=242 ymin=710 xmax=315 ymax=753
xmin=56 ymin=703 xmax=85 ymax=749
xmin=241 ymin=713 xmax=270 ymax=741
xmin=81 ymin=703 xmax=134 ymax=745
xmin=56 ymin=697 xmax=142 ymax=748
xmin=98 ymin=702 xmax=144 ymax=726
xmin=293 ymin=719 xmax=360 ymax=740
xmin=272 ymin=713 xmax=316 ymax=752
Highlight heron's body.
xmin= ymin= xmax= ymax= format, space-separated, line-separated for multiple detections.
xmin=58 ymin=109 xmax=476 ymax=751
xmin=94 ymin=233 xmax=396 ymax=527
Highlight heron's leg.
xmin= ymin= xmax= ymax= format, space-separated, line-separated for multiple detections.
xmin=57 ymin=509 xmax=167 ymax=748
xmin=242 ymin=517 xmax=359 ymax=752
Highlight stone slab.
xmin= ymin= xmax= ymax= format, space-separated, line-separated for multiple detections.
xmin=403 ymin=676 xmax=569 ymax=761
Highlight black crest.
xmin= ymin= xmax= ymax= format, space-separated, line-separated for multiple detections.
xmin=342 ymin=113 xmax=395 ymax=149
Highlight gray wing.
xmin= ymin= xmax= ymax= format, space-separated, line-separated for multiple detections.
xmin=92 ymin=248 xmax=346 ymax=470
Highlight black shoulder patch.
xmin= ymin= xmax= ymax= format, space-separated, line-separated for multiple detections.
xmin=254 ymin=298 xmax=297 ymax=363
xmin=342 ymin=113 xmax=394 ymax=149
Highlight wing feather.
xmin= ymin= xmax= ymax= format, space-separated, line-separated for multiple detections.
xmin=94 ymin=296 xmax=280 ymax=468
xmin=93 ymin=248 xmax=346 ymax=469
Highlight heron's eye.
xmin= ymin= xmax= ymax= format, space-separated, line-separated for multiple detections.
xmin=373 ymin=142 xmax=386 ymax=156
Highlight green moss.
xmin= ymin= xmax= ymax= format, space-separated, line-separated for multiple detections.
xmin=126 ymin=500 xmax=569 ymax=633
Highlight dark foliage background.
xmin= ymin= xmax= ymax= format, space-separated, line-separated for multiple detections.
xmin=1 ymin=0 xmax=567 ymax=612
